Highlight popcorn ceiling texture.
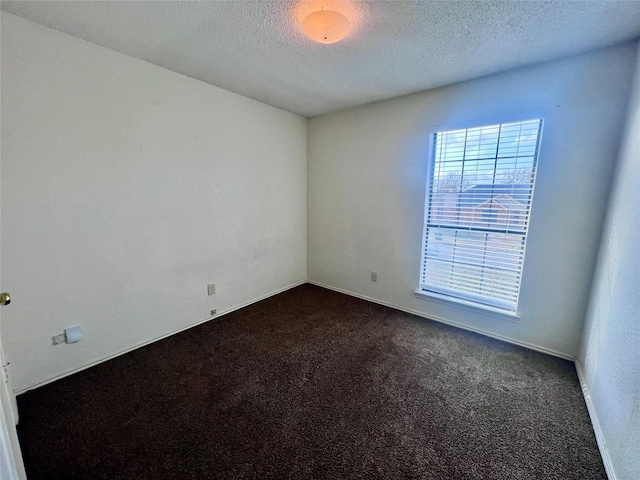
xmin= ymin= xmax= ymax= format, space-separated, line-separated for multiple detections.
xmin=2 ymin=0 xmax=640 ymax=117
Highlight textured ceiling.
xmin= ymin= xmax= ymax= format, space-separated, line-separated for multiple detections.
xmin=2 ymin=1 xmax=640 ymax=117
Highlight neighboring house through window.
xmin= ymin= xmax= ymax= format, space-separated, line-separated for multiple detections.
xmin=481 ymin=209 xmax=498 ymax=224
xmin=418 ymin=119 xmax=543 ymax=313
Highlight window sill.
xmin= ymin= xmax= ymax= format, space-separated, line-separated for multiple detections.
xmin=414 ymin=289 xmax=520 ymax=322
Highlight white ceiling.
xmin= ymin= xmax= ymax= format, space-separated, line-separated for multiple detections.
xmin=2 ymin=1 xmax=640 ymax=117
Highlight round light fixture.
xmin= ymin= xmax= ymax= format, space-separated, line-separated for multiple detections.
xmin=301 ymin=10 xmax=351 ymax=44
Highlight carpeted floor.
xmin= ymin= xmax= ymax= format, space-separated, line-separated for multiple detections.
xmin=17 ymin=284 xmax=606 ymax=479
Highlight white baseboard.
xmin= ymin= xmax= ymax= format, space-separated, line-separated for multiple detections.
xmin=307 ymin=280 xmax=575 ymax=361
xmin=15 ymin=279 xmax=612 ymax=478
xmin=309 ymin=281 xmax=618 ymax=476
xmin=575 ymin=362 xmax=616 ymax=480
xmin=14 ymin=280 xmax=306 ymax=395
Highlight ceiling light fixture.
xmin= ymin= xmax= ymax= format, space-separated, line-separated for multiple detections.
xmin=301 ymin=10 xmax=351 ymax=44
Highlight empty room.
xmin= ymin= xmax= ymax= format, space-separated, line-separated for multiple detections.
xmin=0 ymin=1 xmax=639 ymax=479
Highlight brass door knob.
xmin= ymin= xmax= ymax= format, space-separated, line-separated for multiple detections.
xmin=0 ymin=293 xmax=10 ymax=306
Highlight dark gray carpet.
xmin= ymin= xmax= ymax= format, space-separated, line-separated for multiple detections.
xmin=17 ymin=284 xmax=605 ymax=479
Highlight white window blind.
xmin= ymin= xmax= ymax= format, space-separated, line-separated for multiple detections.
xmin=419 ymin=119 xmax=543 ymax=312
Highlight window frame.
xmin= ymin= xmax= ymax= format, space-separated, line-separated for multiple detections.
xmin=415 ymin=116 xmax=544 ymax=318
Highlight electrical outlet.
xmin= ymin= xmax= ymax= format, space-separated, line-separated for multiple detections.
xmin=371 ymin=271 xmax=378 ymax=282
xmin=207 ymin=284 xmax=215 ymax=295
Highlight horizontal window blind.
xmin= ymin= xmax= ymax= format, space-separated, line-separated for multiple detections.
xmin=420 ymin=119 xmax=543 ymax=312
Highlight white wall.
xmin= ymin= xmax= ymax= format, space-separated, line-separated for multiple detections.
xmin=578 ymin=44 xmax=640 ymax=480
xmin=0 ymin=13 xmax=307 ymax=392
xmin=308 ymin=43 xmax=637 ymax=358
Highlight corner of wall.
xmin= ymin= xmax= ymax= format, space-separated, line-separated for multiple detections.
xmin=576 ymin=39 xmax=640 ymax=480
xmin=574 ymin=361 xmax=617 ymax=480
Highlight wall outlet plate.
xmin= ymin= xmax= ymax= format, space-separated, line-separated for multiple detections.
xmin=371 ymin=271 xmax=378 ymax=282
xmin=207 ymin=284 xmax=215 ymax=295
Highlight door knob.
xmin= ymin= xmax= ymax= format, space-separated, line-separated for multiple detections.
xmin=0 ymin=293 xmax=10 ymax=306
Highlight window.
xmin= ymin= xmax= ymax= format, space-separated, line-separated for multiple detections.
xmin=418 ymin=119 xmax=543 ymax=313
xmin=481 ymin=209 xmax=498 ymax=223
